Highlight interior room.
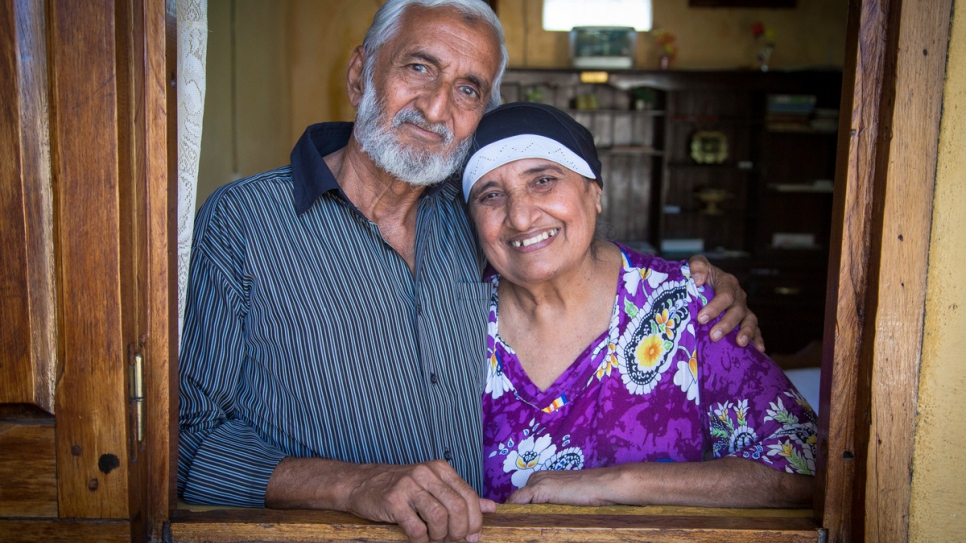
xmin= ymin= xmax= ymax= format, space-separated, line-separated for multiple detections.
xmin=196 ymin=0 xmax=850 ymax=408
xmin=2 ymin=0 xmax=964 ymax=541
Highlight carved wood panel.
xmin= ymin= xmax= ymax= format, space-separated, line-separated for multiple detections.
xmin=0 ymin=0 xmax=57 ymax=414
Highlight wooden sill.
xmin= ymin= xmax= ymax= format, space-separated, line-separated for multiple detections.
xmin=170 ymin=503 xmax=820 ymax=543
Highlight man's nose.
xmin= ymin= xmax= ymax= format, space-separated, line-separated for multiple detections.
xmin=417 ymin=80 xmax=451 ymax=124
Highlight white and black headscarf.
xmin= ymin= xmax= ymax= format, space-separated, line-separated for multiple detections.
xmin=462 ymin=102 xmax=604 ymax=201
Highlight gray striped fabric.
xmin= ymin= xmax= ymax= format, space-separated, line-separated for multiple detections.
xmin=177 ymin=124 xmax=491 ymax=507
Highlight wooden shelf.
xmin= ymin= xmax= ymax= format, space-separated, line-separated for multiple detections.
xmin=666 ymin=162 xmax=738 ymax=169
xmin=766 ymin=125 xmax=837 ymax=134
xmin=670 ymin=115 xmax=764 ymax=125
xmin=768 ymin=183 xmax=834 ymax=194
xmin=601 ymin=145 xmax=663 ymax=155
xmin=567 ymin=108 xmax=666 ymax=116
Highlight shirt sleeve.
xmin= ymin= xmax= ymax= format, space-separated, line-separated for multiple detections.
xmin=177 ymin=196 xmax=288 ymax=507
xmin=690 ymin=282 xmax=818 ymax=476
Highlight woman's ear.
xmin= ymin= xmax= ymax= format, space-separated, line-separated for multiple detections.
xmin=591 ymin=181 xmax=603 ymax=214
xmin=346 ymin=46 xmax=367 ymax=108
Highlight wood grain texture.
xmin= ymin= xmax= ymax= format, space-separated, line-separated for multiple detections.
xmin=170 ymin=507 xmax=819 ymax=543
xmin=48 ymin=0 xmax=134 ymax=519
xmin=141 ymin=0 xmax=178 ymax=539
xmin=815 ymin=1 xmax=894 ymax=540
xmin=16 ymin=0 xmax=57 ymax=415
xmin=115 ymin=0 xmax=147 ymax=523
xmin=0 ymin=519 xmax=133 ymax=543
xmin=0 ymin=0 xmax=57 ymax=413
xmin=0 ymin=421 xmax=57 ymax=517
xmin=0 ymin=0 xmax=34 ymax=406
xmin=862 ymin=0 xmax=952 ymax=541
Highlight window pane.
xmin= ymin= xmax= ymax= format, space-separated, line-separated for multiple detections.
xmin=543 ymin=0 xmax=653 ymax=31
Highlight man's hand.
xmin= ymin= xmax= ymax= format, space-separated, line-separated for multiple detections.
xmin=266 ymin=457 xmax=495 ymax=543
xmin=688 ymin=255 xmax=765 ymax=352
xmin=344 ymin=460 xmax=496 ymax=543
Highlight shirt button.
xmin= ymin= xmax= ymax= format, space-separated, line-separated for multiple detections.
xmin=444 ymin=450 xmax=453 ymax=462
xmin=430 ymin=373 xmax=439 ymax=384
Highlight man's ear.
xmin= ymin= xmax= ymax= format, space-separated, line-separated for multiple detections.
xmin=347 ymin=45 xmax=367 ymax=108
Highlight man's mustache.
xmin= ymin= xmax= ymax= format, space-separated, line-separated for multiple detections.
xmin=392 ymin=108 xmax=453 ymax=144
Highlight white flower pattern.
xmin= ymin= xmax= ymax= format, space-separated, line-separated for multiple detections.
xmin=503 ymin=435 xmax=557 ymax=488
xmin=672 ymin=351 xmax=700 ymax=404
xmin=485 ymin=352 xmax=514 ymax=400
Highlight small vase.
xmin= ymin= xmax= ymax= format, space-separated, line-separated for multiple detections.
xmin=659 ymin=54 xmax=671 ymax=70
xmin=756 ymin=43 xmax=774 ymax=72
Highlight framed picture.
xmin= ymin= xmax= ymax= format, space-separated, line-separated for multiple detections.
xmin=689 ymin=0 xmax=796 ymax=7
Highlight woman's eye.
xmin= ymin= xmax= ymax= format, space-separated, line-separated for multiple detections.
xmin=533 ymin=177 xmax=556 ymax=189
xmin=477 ymin=191 xmax=504 ymax=204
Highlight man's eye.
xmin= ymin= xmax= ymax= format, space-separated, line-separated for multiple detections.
xmin=410 ymin=64 xmax=428 ymax=73
xmin=459 ymin=86 xmax=480 ymax=98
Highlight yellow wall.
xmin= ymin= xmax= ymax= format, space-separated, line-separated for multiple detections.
xmin=908 ymin=2 xmax=966 ymax=541
xmin=196 ymin=0 xmax=848 ymax=206
xmin=501 ymin=0 xmax=847 ymax=70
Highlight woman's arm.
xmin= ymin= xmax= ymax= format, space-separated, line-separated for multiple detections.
xmin=505 ymin=457 xmax=813 ymax=509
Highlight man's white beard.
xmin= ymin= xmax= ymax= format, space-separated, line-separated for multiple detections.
xmin=354 ymin=80 xmax=472 ymax=187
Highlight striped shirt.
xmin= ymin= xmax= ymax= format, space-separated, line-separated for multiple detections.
xmin=177 ymin=123 xmax=491 ymax=507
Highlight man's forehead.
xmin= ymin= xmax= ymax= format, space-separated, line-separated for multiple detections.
xmin=389 ymin=5 xmax=500 ymax=62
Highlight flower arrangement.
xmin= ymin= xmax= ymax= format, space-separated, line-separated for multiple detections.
xmin=653 ymin=30 xmax=677 ymax=70
xmin=752 ymin=22 xmax=776 ymax=71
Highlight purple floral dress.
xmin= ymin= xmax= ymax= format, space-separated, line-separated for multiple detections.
xmin=481 ymin=245 xmax=818 ymax=502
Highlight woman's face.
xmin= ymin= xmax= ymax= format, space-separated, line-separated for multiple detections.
xmin=468 ymin=158 xmax=602 ymax=286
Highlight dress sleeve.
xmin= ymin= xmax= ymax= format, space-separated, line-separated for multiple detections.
xmin=177 ymin=197 xmax=288 ymax=507
xmin=690 ymin=283 xmax=818 ymax=476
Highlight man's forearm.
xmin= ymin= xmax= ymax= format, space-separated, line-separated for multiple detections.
xmin=265 ymin=457 xmax=359 ymax=510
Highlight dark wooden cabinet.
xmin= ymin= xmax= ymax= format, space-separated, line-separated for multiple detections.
xmin=501 ymin=69 xmax=842 ymax=355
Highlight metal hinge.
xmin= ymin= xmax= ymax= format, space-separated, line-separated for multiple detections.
xmin=129 ymin=349 xmax=145 ymax=443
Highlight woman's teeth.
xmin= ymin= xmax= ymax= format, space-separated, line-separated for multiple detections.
xmin=510 ymin=228 xmax=560 ymax=248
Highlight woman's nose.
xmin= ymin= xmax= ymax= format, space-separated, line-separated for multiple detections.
xmin=506 ymin=194 xmax=539 ymax=231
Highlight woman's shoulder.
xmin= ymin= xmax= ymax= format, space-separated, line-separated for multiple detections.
xmin=615 ymin=242 xmax=689 ymax=280
xmin=614 ymin=242 xmax=715 ymax=306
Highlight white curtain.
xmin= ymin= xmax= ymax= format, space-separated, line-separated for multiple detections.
xmin=177 ymin=0 xmax=208 ymax=344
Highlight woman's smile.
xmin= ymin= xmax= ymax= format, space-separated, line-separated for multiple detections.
xmin=509 ymin=228 xmax=560 ymax=249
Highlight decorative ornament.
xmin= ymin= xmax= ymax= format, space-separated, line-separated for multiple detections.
xmin=752 ymin=22 xmax=776 ymax=72
xmin=653 ymin=30 xmax=677 ymax=70
xmin=690 ymin=131 xmax=729 ymax=164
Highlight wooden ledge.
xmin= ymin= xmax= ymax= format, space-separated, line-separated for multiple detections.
xmin=170 ymin=504 xmax=820 ymax=542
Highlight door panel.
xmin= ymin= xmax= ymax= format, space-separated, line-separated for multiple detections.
xmin=0 ymin=418 xmax=56 ymax=517
xmin=1 ymin=0 xmax=173 ymax=538
xmin=48 ymin=0 xmax=139 ymax=519
xmin=0 ymin=0 xmax=57 ymax=415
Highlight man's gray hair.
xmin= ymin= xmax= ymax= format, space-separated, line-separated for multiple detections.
xmin=362 ymin=0 xmax=509 ymax=111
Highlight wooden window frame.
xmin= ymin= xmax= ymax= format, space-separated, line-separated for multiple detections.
xmin=136 ymin=0 xmax=951 ymax=541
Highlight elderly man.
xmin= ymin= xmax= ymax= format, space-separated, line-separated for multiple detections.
xmin=178 ymin=1 xmax=760 ymax=542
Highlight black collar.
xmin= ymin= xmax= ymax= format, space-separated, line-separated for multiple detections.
xmin=290 ymin=122 xmax=453 ymax=215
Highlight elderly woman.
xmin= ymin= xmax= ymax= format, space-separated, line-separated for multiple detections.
xmin=463 ymin=103 xmax=817 ymax=508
